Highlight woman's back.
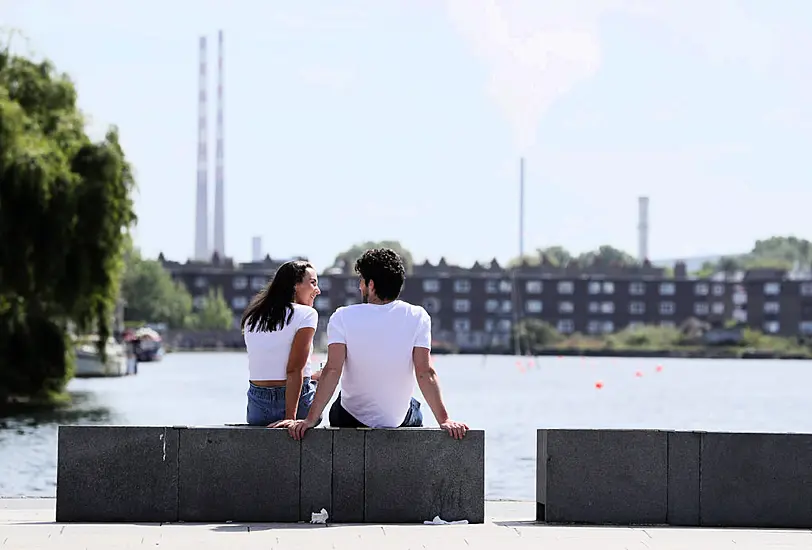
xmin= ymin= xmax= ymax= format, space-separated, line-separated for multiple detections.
xmin=244 ymin=303 xmax=318 ymax=380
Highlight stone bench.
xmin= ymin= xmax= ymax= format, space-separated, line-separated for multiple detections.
xmin=537 ymin=429 xmax=812 ymax=528
xmin=56 ymin=425 xmax=485 ymax=524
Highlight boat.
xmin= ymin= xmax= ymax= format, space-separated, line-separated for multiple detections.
xmin=74 ymin=336 xmax=134 ymax=378
xmin=126 ymin=326 xmax=165 ymax=362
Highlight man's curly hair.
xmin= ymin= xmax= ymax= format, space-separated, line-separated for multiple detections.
xmin=354 ymin=248 xmax=406 ymax=301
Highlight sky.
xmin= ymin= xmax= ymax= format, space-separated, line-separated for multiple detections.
xmin=3 ymin=0 xmax=812 ymax=270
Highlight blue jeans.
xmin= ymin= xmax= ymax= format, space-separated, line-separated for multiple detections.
xmin=328 ymin=392 xmax=424 ymax=428
xmin=246 ymin=378 xmax=320 ymax=426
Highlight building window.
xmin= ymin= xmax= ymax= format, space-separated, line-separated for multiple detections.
xmin=423 ymin=297 xmax=440 ymax=313
xmin=453 ymin=279 xmax=470 ymax=293
xmin=588 ymin=302 xmax=599 ymax=313
xmin=629 ymin=302 xmax=645 ymax=315
xmin=485 ymin=299 xmax=499 ymax=313
xmin=485 ymin=280 xmax=498 ymax=293
xmin=801 ymin=282 xmax=812 ymax=296
xmin=423 ymin=279 xmax=440 ymax=293
xmin=232 ymin=276 xmax=247 ymax=290
xmin=498 ymin=280 xmax=512 ymax=293
xmin=193 ymin=295 xmax=206 ymax=309
xmin=764 ymin=282 xmax=781 ymax=295
xmin=600 ymin=302 xmax=614 ymax=314
xmin=194 ymin=276 xmax=208 ymax=288
xmin=319 ymin=278 xmax=332 ymax=291
xmin=231 ymin=296 xmax=248 ymax=309
xmin=712 ymin=283 xmax=724 ymax=296
xmin=694 ymin=283 xmax=709 ymax=296
xmin=629 ymin=282 xmax=646 ymax=295
xmin=558 ymin=301 xmax=574 ymax=314
xmin=764 ymin=301 xmax=780 ymax=314
xmin=603 ymin=282 xmax=615 ymax=294
xmin=526 ymin=300 xmax=543 ymax=313
xmin=453 ymin=299 xmax=470 ymax=313
xmin=345 ymin=279 xmax=358 ymax=292
xmin=659 ymin=282 xmax=675 ymax=296
xmin=314 ymin=296 xmax=331 ymax=311
xmin=588 ymin=281 xmax=601 ymax=295
xmin=694 ymin=302 xmax=709 ymax=315
xmin=525 ymin=281 xmax=543 ymax=294
xmin=659 ymin=301 xmax=675 ymax=315
xmin=602 ymin=321 xmax=614 ymax=333
xmin=557 ymin=281 xmax=574 ymax=294
xmin=587 ymin=321 xmax=603 ymax=335
xmin=251 ymin=277 xmax=266 ymax=291
xmin=557 ymin=320 xmax=574 ymax=334
xmin=484 ymin=319 xmax=495 ymax=332
xmin=628 ymin=322 xmax=644 ymax=331
xmin=453 ymin=318 xmax=470 ymax=332
xmin=763 ymin=321 xmax=780 ymax=334
xmin=799 ymin=321 xmax=812 ymax=335
xmin=497 ymin=319 xmax=512 ymax=333
xmin=500 ymin=300 xmax=512 ymax=313
xmin=711 ymin=302 xmax=725 ymax=315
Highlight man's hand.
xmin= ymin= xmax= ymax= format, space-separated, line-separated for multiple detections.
xmin=269 ymin=418 xmax=316 ymax=440
xmin=439 ymin=420 xmax=468 ymax=440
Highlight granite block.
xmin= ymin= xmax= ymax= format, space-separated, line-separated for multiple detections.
xmin=300 ymin=428 xmax=333 ymax=521
xmin=700 ymin=432 xmax=812 ymax=528
xmin=539 ymin=429 xmax=668 ymax=525
xmin=331 ymin=428 xmax=365 ymax=523
xmin=666 ymin=431 xmax=701 ymax=526
xmin=56 ymin=426 xmax=179 ymax=522
xmin=178 ymin=427 xmax=300 ymax=522
xmin=364 ymin=429 xmax=485 ymax=524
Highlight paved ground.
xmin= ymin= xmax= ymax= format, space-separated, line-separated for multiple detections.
xmin=2 ymin=499 xmax=812 ymax=549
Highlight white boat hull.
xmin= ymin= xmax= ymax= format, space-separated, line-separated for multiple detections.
xmin=74 ymin=341 xmax=133 ymax=378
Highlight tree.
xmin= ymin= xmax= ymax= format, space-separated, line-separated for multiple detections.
xmin=576 ymin=245 xmax=638 ymax=267
xmin=691 ymin=236 xmax=812 ymax=276
xmin=120 ymin=250 xmax=194 ymax=329
xmin=0 ymin=40 xmax=136 ymax=403
xmin=331 ymin=241 xmax=414 ymax=273
xmin=191 ymin=289 xmax=234 ymax=330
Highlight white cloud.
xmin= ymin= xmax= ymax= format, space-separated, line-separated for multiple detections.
xmin=445 ymin=0 xmax=799 ymax=152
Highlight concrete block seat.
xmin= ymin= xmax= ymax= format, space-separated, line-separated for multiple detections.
xmin=56 ymin=425 xmax=485 ymax=524
xmin=536 ymin=429 xmax=812 ymax=529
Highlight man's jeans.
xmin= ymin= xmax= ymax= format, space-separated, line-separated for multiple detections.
xmin=328 ymin=392 xmax=423 ymax=428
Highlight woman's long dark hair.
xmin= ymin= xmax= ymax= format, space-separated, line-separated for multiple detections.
xmin=240 ymin=260 xmax=313 ymax=333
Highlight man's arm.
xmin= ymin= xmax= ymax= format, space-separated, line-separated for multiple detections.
xmin=304 ymin=342 xmax=345 ymax=425
xmin=413 ymin=347 xmax=467 ymax=439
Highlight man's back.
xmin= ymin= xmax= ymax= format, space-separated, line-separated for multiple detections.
xmin=327 ymin=300 xmax=431 ymax=427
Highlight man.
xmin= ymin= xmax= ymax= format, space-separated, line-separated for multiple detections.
xmin=273 ymin=248 xmax=467 ymax=440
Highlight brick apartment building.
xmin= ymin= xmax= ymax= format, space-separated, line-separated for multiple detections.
xmin=160 ymin=253 xmax=812 ymax=353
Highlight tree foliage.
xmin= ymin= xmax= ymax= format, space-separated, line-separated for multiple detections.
xmin=0 ymin=42 xmax=136 ymax=402
xmin=121 ymin=249 xmax=194 ymax=329
xmin=693 ymin=236 xmax=812 ymax=276
xmin=508 ymin=245 xmax=636 ymax=268
xmin=191 ymin=288 xmax=233 ymax=330
xmin=331 ymin=241 xmax=414 ymax=273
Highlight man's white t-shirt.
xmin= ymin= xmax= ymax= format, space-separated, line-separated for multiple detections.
xmin=327 ymin=300 xmax=431 ymax=428
xmin=244 ymin=304 xmax=318 ymax=380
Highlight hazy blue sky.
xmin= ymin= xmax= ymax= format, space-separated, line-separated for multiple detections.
xmin=3 ymin=0 xmax=811 ymax=270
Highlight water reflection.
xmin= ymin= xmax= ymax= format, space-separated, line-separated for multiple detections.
xmin=1 ymin=391 xmax=113 ymax=429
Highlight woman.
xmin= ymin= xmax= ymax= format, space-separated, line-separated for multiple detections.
xmin=241 ymin=260 xmax=322 ymax=426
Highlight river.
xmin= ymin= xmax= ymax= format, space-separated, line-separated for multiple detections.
xmin=1 ymin=352 xmax=810 ymax=499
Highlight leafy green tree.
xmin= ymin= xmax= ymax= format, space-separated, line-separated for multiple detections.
xmin=121 ymin=250 xmax=194 ymax=329
xmin=191 ymin=288 xmax=234 ymax=330
xmin=331 ymin=241 xmax=414 ymax=273
xmin=577 ymin=245 xmax=638 ymax=267
xmin=0 ymin=41 xmax=136 ymax=403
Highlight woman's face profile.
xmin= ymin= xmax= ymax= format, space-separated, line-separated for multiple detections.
xmin=294 ymin=267 xmax=320 ymax=307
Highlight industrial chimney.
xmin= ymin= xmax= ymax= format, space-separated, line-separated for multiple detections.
xmin=252 ymin=236 xmax=263 ymax=262
xmin=638 ymin=196 xmax=649 ymax=262
xmin=193 ymin=36 xmax=209 ymax=261
xmin=213 ymin=30 xmax=226 ymax=259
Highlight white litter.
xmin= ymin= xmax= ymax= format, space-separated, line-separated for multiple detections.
xmin=423 ymin=516 xmax=469 ymax=525
xmin=310 ymin=508 xmax=329 ymax=524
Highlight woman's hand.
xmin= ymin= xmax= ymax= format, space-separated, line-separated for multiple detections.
xmin=268 ymin=418 xmax=316 ymax=440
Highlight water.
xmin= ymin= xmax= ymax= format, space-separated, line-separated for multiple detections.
xmin=2 ymin=352 xmax=811 ymax=499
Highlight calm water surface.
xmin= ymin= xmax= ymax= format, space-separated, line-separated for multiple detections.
xmin=2 ymin=352 xmax=811 ymax=499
